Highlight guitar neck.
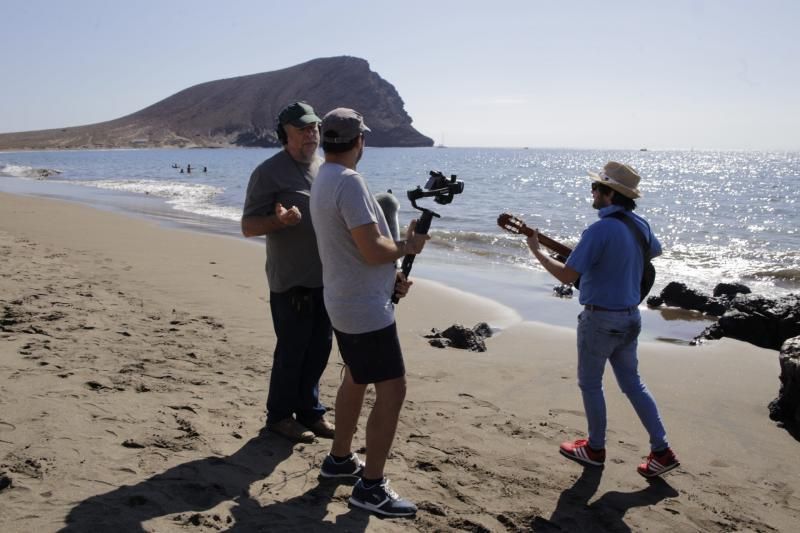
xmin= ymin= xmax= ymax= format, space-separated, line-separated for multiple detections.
xmin=497 ymin=213 xmax=574 ymax=259
xmin=518 ymin=226 xmax=572 ymax=258
xmin=541 ymin=233 xmax=572 ymax=258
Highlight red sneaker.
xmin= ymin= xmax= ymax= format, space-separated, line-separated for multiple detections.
xmin=637 ymin=448 xmax=680 ymax=478
xmin=559 ymin=439 xmax=605 ymax=467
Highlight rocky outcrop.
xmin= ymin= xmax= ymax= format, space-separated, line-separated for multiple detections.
xmin=691 ymin=293 xmax=800 ymax=350
xmin=647 ymin=282 xmax=799 ymax=350
xmin=0 ymin=56 xmax=433 ymax=150
xmin=425 ymin=323 xmax=493 ymax=352
xmin=646 ymin=281 xmax=731 ymax=316
xmin=768 ymin=336 xmax=800 ymax=429
xmin=692 ymin=294 xmax=800 ymax=350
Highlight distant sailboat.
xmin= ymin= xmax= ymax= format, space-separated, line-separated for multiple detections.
xmin=436 ymin=133 xmax=447 ymax=148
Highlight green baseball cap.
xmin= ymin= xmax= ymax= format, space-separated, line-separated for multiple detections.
xmin=278 ymin=102 xmax=321 ymax=127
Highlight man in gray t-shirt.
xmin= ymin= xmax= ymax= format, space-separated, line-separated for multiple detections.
xmin=311 ymin=163 xmax=396 ymax=334
xmin=241 ymin=102 xmax=335 ymax=444
xmin=311 ymin=108 xmax=429 ymax=518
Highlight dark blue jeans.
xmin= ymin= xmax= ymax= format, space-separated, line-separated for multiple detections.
xmin=266 ymin=286 xmax=332 ymax=426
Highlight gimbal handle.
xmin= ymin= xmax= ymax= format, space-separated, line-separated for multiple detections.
xmin=391 ymin=208 xmax=438 ymax=304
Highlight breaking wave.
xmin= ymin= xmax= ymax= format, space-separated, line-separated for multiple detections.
xmin=69 ymin=179 xmax=241 ymax=221
xmin=747 ymin=268 xmax=800 ymax=282
xmin=0 ymin=163 xmax=61 ymax=179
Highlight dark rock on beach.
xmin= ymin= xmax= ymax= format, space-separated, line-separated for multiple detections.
xmin=657 ymin=282 xmax=728 ymax=317
xmin=692 ymin=293 xmax=800 ymax=351
xmin=647 ymin=281 xmax=798 ymax=351
xmin=0 ymin=471 xmax=11 ymax=492
xmin=713 ymin=282 xmax=752 ymax=298
xmin=646 ymin=295 xmax=664 ymax=307
xmin=768 ymin=336 xmax=800 ymax=429
xmin=553 ymin=284 xmax=574 ymax=298
xmin=426 ymin=322 xmax=493 ymax=352
xmin=428 ymin=337 xmax=451 ymax=349
xmin=0 ymin=56 xmax=433 ymax=150
xmin=472 ymin=322 xmax=493 ymax=339
xmin=649 ymin=281 xmax=753 ymax=315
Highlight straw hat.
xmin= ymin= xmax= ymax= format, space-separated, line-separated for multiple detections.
xmin=587 ymin=161 xmax=641 ymax=199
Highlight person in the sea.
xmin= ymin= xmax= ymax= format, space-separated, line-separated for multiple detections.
xmin=310 ymin=107 xmax=428 ymax=517
xmin=526 ymin=161 xmax=680 ymax=478
xmin=241 ymin=101 xmax=335 ymax=444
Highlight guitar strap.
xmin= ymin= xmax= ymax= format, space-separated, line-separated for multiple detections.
xmin=609 ymin=211 xmax=651 ymax=261
xmin=610 ymin=211 xmax=657 ymax=303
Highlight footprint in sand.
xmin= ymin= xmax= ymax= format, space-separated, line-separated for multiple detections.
xmin=548 ymin=408 xmax=584 ymax=418
xmin=457 ymin=392 xmax=500 ymax=412
xmin=0 ymin=420 xmax=16 ymax=438
xmin=615 ymin=440 xmax=640 ymax=452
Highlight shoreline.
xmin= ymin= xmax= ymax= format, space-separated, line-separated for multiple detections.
xmin=0 ymin=177 xmax=716 ymax=343
xmin=1 ymin=191 xmax=798 ymax=531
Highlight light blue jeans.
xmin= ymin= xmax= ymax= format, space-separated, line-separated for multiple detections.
xmin=576 ymin=308 xmax=668 ymax=452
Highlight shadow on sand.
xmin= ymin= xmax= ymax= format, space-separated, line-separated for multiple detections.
xmin=532 ymin=467 xmax=679 ymax=532
xmin=60 ymin=432 xmax=369 ymax=532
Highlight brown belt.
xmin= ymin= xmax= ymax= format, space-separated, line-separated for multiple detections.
xmin=584 ymin=304 xmax=636 ymax=313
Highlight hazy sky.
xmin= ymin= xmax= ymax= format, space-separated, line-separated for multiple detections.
xmin=2 ymin=0 xmax=798 ymax=150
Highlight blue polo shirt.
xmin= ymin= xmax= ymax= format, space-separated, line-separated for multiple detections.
xmin=566 ymin=205 xmax=662 ymax=308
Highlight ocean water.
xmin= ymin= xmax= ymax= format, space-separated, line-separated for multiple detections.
xmin=2 ymin=147 xmax=798 ymax=342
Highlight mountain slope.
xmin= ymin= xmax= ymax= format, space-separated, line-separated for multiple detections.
xmin=0 ymin=56 xmax=432 ymax=150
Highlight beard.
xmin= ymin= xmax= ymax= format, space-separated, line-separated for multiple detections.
xmin=301 ymin=142 xmax=319 ymax=161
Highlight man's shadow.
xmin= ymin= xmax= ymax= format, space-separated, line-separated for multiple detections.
xmin=60 ymin=432 xmax=367 ymax=532
xmin=532 ymin=467 xmax=679 ymax=532
xmin=227 ymin=479 xmax=369 ymax=532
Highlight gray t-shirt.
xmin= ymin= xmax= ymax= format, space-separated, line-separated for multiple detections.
xmin=310 ymin=162 xmax=396 ymax=334
xmin=242 ymin=150 xmax=323 ymax=293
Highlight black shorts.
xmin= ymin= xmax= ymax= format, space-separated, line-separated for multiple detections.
xmin=333 ymin=322 xmax=405 ymax=385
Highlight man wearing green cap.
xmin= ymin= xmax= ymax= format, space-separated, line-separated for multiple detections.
xmin=241 ymin=101 xmax=335 ymax=443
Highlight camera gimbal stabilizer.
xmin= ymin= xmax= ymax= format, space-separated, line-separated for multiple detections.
xmin=392 ymin=170 xmax=464 ymax=304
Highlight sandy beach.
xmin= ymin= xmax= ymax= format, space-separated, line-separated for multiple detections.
xmin=1 ymin=191 xmax=798 ymax=532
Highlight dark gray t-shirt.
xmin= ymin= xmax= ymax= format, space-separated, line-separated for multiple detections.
xmin=310 ymin=162 xmax=396 ymax=334
xmin=242 ymin=150 xmax=323 ymax=293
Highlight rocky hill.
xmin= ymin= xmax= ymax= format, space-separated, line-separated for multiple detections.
xmin=0 ymin=56 xmax=433 ymax=150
